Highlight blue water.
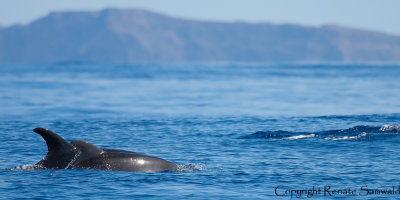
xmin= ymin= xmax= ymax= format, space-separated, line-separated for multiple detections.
xmin=1 ymin=63 xmax=400 ymax=199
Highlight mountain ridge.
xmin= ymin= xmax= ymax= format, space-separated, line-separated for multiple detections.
xmin=1 ymin=8 xmax=399 ymax=64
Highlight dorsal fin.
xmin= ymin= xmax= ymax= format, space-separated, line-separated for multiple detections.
xmin=33 ymin=128 xmax=75 ymax=154
xmin=70 ymin=140 xmax=104 ymax=158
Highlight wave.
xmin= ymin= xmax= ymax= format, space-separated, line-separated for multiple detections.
xmin=241 ymin=125 xmax=400 ymax=141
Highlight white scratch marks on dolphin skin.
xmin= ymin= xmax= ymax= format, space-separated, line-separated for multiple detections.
xmin=65 ymin=150 xmax=81 ymax=169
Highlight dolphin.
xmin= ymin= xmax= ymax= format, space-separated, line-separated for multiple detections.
xmin=32 ymin=128 xmax=177 ymax=172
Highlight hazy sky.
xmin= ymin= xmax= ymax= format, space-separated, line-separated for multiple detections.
xmin=1 ymin=0 xmax=399 ymax=35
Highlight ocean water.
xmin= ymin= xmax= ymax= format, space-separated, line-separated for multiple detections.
xmin=0 ymin=63 xmax=400 ymax=199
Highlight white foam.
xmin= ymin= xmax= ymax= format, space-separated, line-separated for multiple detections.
xmin=379 ymin=124 xmax=400 ymax=132
xmin=325 ymin=132 xmax=367 ymax=141
xmin=176 ymin=163 xmax=205 ymax=172
xmin=10 ymin=164 xmax=36 ymax=170
xmin=284 ymin=134 xmax=316 ymax=140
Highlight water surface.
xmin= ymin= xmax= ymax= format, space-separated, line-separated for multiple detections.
xmin=1 ymin=63 xmax=400 ymax=199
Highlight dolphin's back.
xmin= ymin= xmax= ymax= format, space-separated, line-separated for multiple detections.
xmin=74 ymin=149 xmax=177 ymax=172
xmin=32 ymin=128 xmax=177 ymax=172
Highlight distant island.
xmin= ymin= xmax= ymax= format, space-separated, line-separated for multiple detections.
xmin=0 ymin=8 xmax=399 ymax=64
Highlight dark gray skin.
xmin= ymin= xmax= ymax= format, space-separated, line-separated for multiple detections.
xmin=33 ymin=128 xmax=177 ymax=172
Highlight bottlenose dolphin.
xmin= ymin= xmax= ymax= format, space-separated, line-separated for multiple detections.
xmin=32 ymin=128 xmax=177 ymax=172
